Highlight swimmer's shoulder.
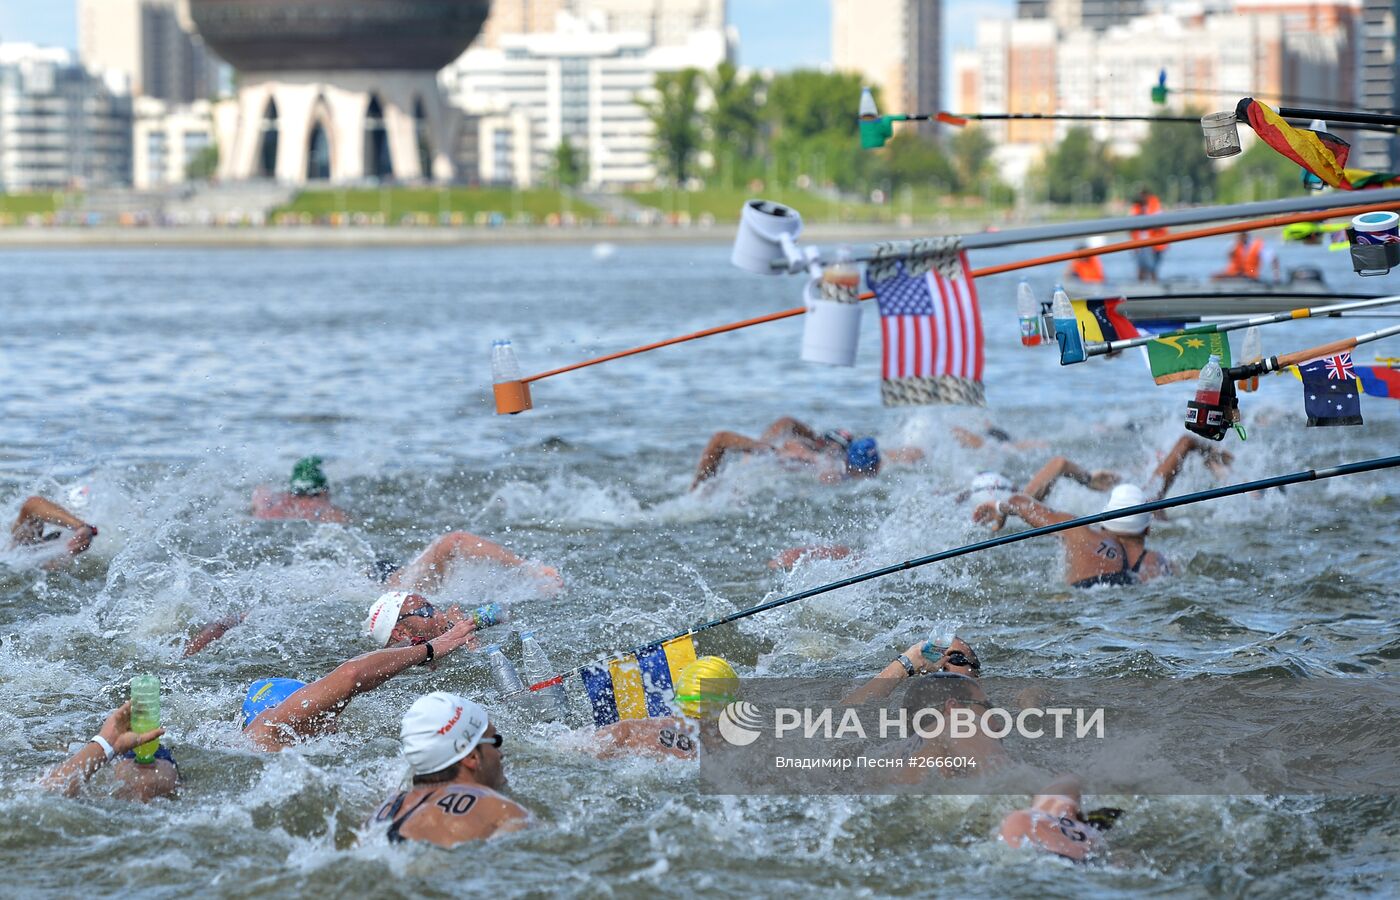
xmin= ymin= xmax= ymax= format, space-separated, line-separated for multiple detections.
xmin=402 ymin=785 xmax=528 ymax=844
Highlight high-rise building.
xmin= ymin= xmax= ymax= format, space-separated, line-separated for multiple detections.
xmin=477 ymin=0 xmax=725 ymax=49
xmin=0 ymin=44 xmax=133 ymax=190
xmin=441 ymin=11 xmax=730 ymax=186
xmin=1357 ymin=0 xmax=1399 ymax=169
xmin=132 ymin=97 xmax=214 ymax=188
xmin=1045 ymin=0 xmax=1145 ymax=31
xmin=78 ymin=0 xmax=222 ymax=104
xmin=832 ymin=0 xmax=941 ymax=123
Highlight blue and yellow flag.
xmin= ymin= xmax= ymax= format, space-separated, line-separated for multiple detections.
xmin=580 ymin=634 xmax=698 ymax=727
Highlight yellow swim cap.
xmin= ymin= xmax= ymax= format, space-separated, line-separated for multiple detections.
xmin=672 ymin=656 xmax=739 ymax=719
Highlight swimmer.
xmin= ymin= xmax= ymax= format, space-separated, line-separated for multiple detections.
xmin=251 ymin=456 xmax=349 ymax=523
xmin=999 ymin=775 xmax=1122 ymax=862
xmin=366 ymin=693 xmax=528 ymax=847
xmin=9 ymin=495 xmax=98 ymax=568
xmin=841 ymin=635 xmax=981 ymax=705
xmin=363 ymin=590 xmax=505 ymax=649
xmin=885 ymin=672 xmax=1009 ymax=777
xmin=974 ymin=483 xmax=1170 ymax=588
xmin=241 ymin=618 xmax=477 ymax=751
xmin=691 ymin=417 xmax=928 ymax=490
xmin=368 ymin=530 xmax=562 ymax=596
xmin=41 ymin=701 xmax=178 ymax=802
xmin=587 ymin=656 xmax=739 ymax=761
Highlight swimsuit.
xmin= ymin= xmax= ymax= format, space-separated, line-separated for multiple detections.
xmin=370 ymin=786 xmax=493 ymax=844
xmin=1072 ymin=542 xmax=1148 ymax=589
xmin=375 ymin=790 xmax=439 ymax=844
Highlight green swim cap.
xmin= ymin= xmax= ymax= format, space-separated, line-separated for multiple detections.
xmin=289 ymin=456 xmax=328 ymax=496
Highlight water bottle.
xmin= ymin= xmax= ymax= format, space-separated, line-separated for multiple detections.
xmin=1016 ymin=280 xmax=1041 ymax=347
xmin=129 ymin=675 xmax=161 ymax=764
xmin=484 ymin=643 xmax=526 ymax=696
xmin=520 ymin=630 xmax=569 ymax=722
xmin=1051 ymin=285 xmax=1084 ymax=364
xmin=491 ymin=339 xmax=521 ymax=384
xmin=1195 ymin=354 xmax=1223 ymax=407
xmin=470 ymin=602 xmax=506 ymax=630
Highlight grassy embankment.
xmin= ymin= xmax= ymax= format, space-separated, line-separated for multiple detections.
xmin=0 ymin=192 xmax=69 ymax=222
xmin=274 ymin=188 xmax=598 ymax=224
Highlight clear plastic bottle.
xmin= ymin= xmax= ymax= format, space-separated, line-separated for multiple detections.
xmin=491 ymin=339 xmax=521 ymax=384
xmin=821 ymin=246 xmax=861 ymax=302
xmin=129 ymin=675 xmax=161 ymax=764
xmin=1237 ymin=327 xmax=1262 ymax=392
xmin=1195 ymin=354 xmax=1223 ymax=407
xmin=1016 ymin=280 xmax=1041 ymax=347
xmin=484 ymin=643 xmax=526 ymax=696
xmin=1051 ymin=284 xmax=1084 ymax=363
xmin=519 ymin=630 xmax=569 ymax=722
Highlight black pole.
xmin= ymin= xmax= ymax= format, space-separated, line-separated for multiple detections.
xmin=1275 ymin=105 xmax=1400 ymax=128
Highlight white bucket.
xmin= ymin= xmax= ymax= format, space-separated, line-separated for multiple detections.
xmin=801 ymin=282 xmax=862 ymax=366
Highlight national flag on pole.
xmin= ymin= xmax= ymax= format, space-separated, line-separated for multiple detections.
xmin=1071 ymin=298 xmax=1140 ymax=343
xmin=1237 ymin=99 xmax=1400 ymax=190
xmin=1145 ymin=327 xmax=1232 ymax=385
xmin=579 ymin=634 xmax=698 ymax=727
xmin=1355 ymin=364 xmax=1400 ymax=399
xmin=1299 ymin=352 xmax=1363 ymax=426
xmin=868 ymin=241 xmax=985 ymax=406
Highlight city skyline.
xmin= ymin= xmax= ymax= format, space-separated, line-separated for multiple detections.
xmin=0 ymin=0 xmax=1006 ymax=73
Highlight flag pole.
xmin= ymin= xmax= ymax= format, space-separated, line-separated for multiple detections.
xmin=1079 ymin=294 xmax=1400 ymax=360
xmin=1228 ymin=323 xmax=1400 ymax=379
xmin=505 ymin=455 xmax=1400 ymax=699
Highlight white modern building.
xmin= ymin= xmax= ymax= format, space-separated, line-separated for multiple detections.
xmin=478 ymin=0 xmax=725 ymax=48
xmin=441 ymin=12 xmax=730 ymax=187
xmin=832 ymin=0 xmax=941 ymax=129
xmin=132 ymin=97 xmax=215 ymax=188
xmin=78 ymin=0 xmax=223 ymax=104
xmin=0 ymin=44 xmax=132 ymax=191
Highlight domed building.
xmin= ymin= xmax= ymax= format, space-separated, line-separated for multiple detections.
xmin=188 ymin=0 xmax=491 ymax=183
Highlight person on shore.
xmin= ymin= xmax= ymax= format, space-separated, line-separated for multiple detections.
xmin=999 ymin=775 xmax=1122 ymax=861
xmin=9 ymin=494 xmax=98 ymax=568
xmin=252 ymin=456 xmax=349 ymax=523
xmin=587 ymin=656 xmax=740 ymax=761
xmin=1214 ymin=232 xmax=1279 ymax=283
xmin=1130 ymin=188 xmax=1167 ymax=282
xmin=366 ymin=693 xmax=528 ymax=846
xmin=241 ymin=619 xmax=476 ymax=751
xmin=974 ymin=482 xmax=1170 ymax=588
xmin=1066 ymin=243 xmax=1106 ymax=284
xmin=41 ymin=701 xmax=178 ymax=802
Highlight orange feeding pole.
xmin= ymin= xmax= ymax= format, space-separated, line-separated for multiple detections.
xmin=491 ymin=199 xmax=1400 ymax=414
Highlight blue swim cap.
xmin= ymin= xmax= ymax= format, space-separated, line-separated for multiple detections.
xmin=846 ymin=437 xmax=880 ymax=474
xmin=242 ymin=678 xmax=306 ymax=728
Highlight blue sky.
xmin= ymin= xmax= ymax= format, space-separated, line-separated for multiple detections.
xmin=0 ymin=0 xmax=1006 ymax=72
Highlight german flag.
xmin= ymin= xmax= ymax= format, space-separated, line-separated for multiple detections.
xmin=1071 ymin=298 xmax=1140 ymax=343
xmin=1238 ymin=99 xmax=1400 ymax=191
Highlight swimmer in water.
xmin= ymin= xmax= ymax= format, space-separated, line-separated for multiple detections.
xmin=9 ymin=495 xmax=98 ymax=568
xmin=841 ymin=635 xmax=981 ymax=705
xmin=691 ymin=417 xmax=934 ymax=490
xmin=240 ymin=619 xmax=477 ymax=751
xmin=999 ymin=775 xmax=1122 ymax=862
xmin=366 ymin=693 xmax=528 ymax=847
xmin=974 ymin=483 xmax=1171 ymax=588
xmin=251 ymin=456 xmax=349 ymax=523
xmin=368 ymin=530 xmax=562 ymax=596
xmin=363 ymin=590 xmax=505 ymax=649
xmin=41 ymin=701 xmax=178 ymax=802
xmin=885 ymin=672 xmax=1009 ymax=777
xmin=586 ymin=656 xmax=740 ymax=761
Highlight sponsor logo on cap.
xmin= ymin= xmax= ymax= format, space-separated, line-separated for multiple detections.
xmin=437 ymin=705 xmax=463 ymax=736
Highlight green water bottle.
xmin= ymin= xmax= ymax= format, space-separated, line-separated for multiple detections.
xmin=129 ymin=675 xmax=161 ymax=764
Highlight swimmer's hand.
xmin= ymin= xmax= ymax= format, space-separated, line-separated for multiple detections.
xmin=900 ymin=641 xmax=935 ymax=673
xmin=534 ymin=565 xmax=564 ymax=593
xmin=102 ymin=701 xmax=167 ymax=757
xmin=972 ymin=500 xmax=1007 ymax=531
xmin=66 ymin=524 xmax=97 ymax=556
xmin=431 ymin=620 xmax=478 ymax=658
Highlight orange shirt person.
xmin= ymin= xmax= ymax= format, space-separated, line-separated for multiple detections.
xmin=1130 ymin=189 xmax=1167 ymax=282
xmin=1214 ymin=232 xmax=1264 ymax=280
xmin=1067 ymin=254 xmax=1105 ymax=284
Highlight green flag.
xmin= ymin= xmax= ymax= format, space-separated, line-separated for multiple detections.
xmin=1146 ymin=327 xmax=1232 ymax=385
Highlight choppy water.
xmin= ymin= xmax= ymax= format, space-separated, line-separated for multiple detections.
xmin=1 ymin=234 xmax=1397 ymax=898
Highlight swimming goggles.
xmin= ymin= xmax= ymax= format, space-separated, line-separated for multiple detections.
xmin=397 ymin=601 xmax=437 ymax=622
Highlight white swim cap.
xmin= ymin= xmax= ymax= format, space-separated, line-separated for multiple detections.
xmin=401 ymin=692 xmax=490 ymax=777
xmin=969 ymin=471 xmax=1015 ymax=506
xmin=364 ymin=591 xmax=410 ymax=647
xmin=1101 ymin=484 xmax=1150 ymax=535
xmin=66 ymin=484 xmax=91 ymax=511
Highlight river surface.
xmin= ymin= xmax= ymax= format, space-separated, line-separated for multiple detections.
xmin=1 ymin=234 xmax=1397 ymax=898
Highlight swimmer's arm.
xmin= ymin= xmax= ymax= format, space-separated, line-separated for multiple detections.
xmin=404 ymin=531 xmax=561 ymax=593
xmin=183 ymin=613 xmax=247 ymax=657
xmin=840 ymin=642 xmax=935 ymax=705
xmin=973 ymin=494 xmax=1072 ymax=531
xmin=1024 ymin=457 xmax=1119 ymax=502
xmin=1148 ymin=436 xmax=1232 ymax=500
xmin=883 ymin=446 xmax=925 ymax=464
xmin=41 ymin=703 xmax=164 ymax=797
xmin=951 ymin=426 xmax=986 ymax=449
xmin=14 ymin=496 xmax=88 ymax=535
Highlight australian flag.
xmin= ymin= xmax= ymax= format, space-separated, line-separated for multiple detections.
xmin=1300 ymin=352 xmax=1363 ymax=426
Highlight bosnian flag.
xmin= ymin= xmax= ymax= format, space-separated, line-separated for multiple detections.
xmin=870 ymin=249 xmax=985 ymax=406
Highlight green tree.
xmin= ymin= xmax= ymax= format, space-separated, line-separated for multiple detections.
xmin=551 ymin=140 xmax=584 ymax=188
xmin=764 ymin=70 xmax=871 ymax=191
xmin=949 ymin=126 xmax=997 ymax=194
xmin=704 ymin=61 xmax=762 ymax=178
xmin=1039 ymin=127 xmax=1116 ymax=204
xmin=1217 ymin=138 xmax=1304 ymax=202
xmin=641 ymin=68 xmax=703 ymax=185
xmin=877 ymin=132 xmax=956 ymax=192
xmin=1132 ymin=111 xmax=1217 ymax=204
xmin=185 ymin=143 xmax=219 ymax=181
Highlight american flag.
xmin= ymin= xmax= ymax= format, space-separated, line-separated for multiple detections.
xmin=869 ymin=248 xmax=985 ymax=406
xmin=1324 ymin=352 xmax=1356 ymax=380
